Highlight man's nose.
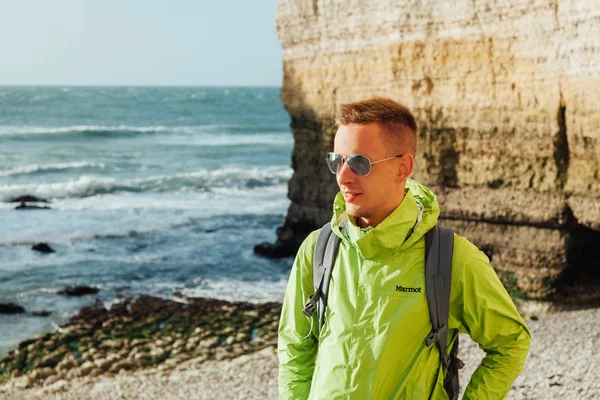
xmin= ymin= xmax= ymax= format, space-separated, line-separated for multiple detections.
xmin=336 ymin=159 xmax=355 ymax=185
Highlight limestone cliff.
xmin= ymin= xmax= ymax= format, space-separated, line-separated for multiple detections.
xmin=256 ymin=0 xmax=600 ymax=302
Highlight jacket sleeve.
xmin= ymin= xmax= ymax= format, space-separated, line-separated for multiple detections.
xmin=450 ymin=237 xmax=531 ymax=400
xmin=278 ymin=231 xmax=320 ymax=400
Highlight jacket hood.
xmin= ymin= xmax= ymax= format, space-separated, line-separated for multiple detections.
xmin=330 ymin=179 xmax=440 ymax=259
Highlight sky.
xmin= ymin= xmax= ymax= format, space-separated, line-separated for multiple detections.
xmin=0 ymin=1 xmax=283 ymax=86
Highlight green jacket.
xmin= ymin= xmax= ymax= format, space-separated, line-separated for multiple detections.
xmin=278 ymin=180 xmax=531 ymax=399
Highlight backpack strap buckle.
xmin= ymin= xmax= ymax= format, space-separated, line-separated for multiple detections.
xmin=425 ymin=324 xmax=447 ymax=347
xmin=302 ymin=292 xmax=318 ymax=318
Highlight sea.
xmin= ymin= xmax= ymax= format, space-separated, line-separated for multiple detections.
xmin=0 ymin=86 xmax=294 ymax=357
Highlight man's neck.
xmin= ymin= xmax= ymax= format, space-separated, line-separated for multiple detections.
xmin=355 ymin=216 xmax=370 ymax=229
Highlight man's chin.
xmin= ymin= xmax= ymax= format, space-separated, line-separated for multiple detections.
xmin=345 ymin=204 xmax=362 ymax=218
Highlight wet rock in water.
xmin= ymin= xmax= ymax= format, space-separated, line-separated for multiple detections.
xmin=254 ymin=241 xmax=295 ymax=258
xmin=0 ymin=303 xmax=26 ymax=314
xmin=57 ymin=286 xmax=100 ymax=296
xmin=32 ymin=243 xmax=55 ymax=253
xmin=15 ymin=203 xmax=51 ymax=210
xmin=32 ymin=310 xmax=52 ymax=317
xmin=9 ymin=195 xmax=49 ymax=203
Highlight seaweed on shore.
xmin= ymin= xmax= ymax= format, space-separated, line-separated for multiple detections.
xmin=0 ymin=295 xmax=281 ymax=388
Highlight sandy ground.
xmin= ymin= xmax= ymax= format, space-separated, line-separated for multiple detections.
xmin=1 ymin=306 xmax=598 ymax=399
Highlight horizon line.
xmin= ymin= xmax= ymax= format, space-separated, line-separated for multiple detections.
xmin=0 ymin=83 xmax=282 ymax=88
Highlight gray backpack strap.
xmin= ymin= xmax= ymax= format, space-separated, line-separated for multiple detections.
xmin=425 ymin=226 xmax=454 ymax=369
xmin=301 ymin=223 xmax=340 ymax=333
xmin=317 ymin=226 xmax=340 ymax=332
xmin=425 ymin=225 xmax=463 ymax=400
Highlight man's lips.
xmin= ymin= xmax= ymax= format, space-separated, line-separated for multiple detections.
xmin=343 ymin=192 xmax=362 ymax=202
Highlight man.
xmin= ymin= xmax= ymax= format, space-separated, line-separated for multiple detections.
xmin=277 ymin=97 xmax=531 ymax=399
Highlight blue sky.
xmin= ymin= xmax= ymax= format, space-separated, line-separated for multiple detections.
xmin=0 ymin=1 xmax=282 ymax=86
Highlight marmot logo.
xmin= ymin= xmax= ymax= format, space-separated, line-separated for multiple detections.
xmin=396 ymin=285 xmax=422 ymax=293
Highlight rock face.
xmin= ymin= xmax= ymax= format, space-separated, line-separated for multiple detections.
xmin=265 ymin=0 xmax=600 ymax=301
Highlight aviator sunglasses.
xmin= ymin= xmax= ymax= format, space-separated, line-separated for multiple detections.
xmin=326 ymin=152 xmax=404 ymax=176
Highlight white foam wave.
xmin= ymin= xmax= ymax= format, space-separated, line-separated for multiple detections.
xmin=0 ymin=124 xmax=287 ymax=137
xmin=156 ymin=132 xmax=293 ymax=147
xmin=0 ymin=188 xmax=290 ymax=248
xmin=0 ymin=176 xmax=119 ymax=201
xmin=0 ymin=161 xmax=106 ymax=177
xmin=0 ymin=166 xmax=293 ymax=201
xmin=179 ymin=278 xmax=288 ymax=303
xmin=0 ymin=125 xmax=169 ymax=136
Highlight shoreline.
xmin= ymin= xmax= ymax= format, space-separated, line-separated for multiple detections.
xmin=0 ymin=295 xmax=281 ymax=389
xmin=0 ymin=296 xmax=598 ymax=399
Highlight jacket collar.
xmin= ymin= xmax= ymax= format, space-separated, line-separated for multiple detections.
xmin=330 ymin=180 xmax=440 ymax=259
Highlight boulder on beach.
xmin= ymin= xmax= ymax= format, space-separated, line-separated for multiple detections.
xmin=32 ymin=243 xmax=55 ymax=253
xmin=0 ymin=303 xmax=26 ymax=315
xmin=56 ymin=286 xmax=100 ymax=296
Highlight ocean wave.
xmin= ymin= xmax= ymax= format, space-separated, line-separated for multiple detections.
xmin=0 ymin=161 xmax=107 ymax=177
xmin=0 ymin=229 xmax=157 ymax=247
xmin=0 ymin=125 xmax=170 ymax=139
xmin=155 ymin=132 xmax=293 ymax=147
xmin=0 ymin=124 xmax=287 ymax=139
xmin=179 ymin=278 xmax=288 ymax=303
xmin=0 ymin=210 xmax=288 ymax=249
xmin=0 ymin=166 xmax=293 ymax=201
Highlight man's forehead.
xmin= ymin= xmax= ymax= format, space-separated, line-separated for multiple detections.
xmin=334 ymin=123 xmax=385 ymax=153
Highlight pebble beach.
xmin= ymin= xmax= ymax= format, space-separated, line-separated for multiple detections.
xmin=0 ymin=300 xmax=597 ymax=400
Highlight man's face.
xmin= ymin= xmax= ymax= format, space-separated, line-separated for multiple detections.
xmin=333 ymin=123 xmax=406 ymax=228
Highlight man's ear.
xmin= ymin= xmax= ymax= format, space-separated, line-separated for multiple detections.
xmin=396 ymin=154 xmax=415 ymax=183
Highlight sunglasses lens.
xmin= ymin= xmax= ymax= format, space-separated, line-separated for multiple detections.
xmin=326 ymin=153 xmax=372 ymax=176
xmin=326 ymin=153 xmax=342 ymax=174
xmin=347 ymin=155 xmax=371 ymax=176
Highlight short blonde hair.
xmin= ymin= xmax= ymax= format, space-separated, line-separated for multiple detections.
xmin=335 ymin=97 xmax=417 ymax=156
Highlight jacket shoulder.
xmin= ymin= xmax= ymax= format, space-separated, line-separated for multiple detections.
xmin=450 ymin=234 xmax=503 ymax=302
xmin=451 ymin=234 xmax=492 ymax=271
xmin=293 ymin=228 xmax=323 ymax=271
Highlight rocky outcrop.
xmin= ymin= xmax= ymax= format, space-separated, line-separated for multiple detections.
xmin=0 ymin=296 xmax=281 ymax=388
xmin=262 ymin=0 xmax=600 ymax=301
